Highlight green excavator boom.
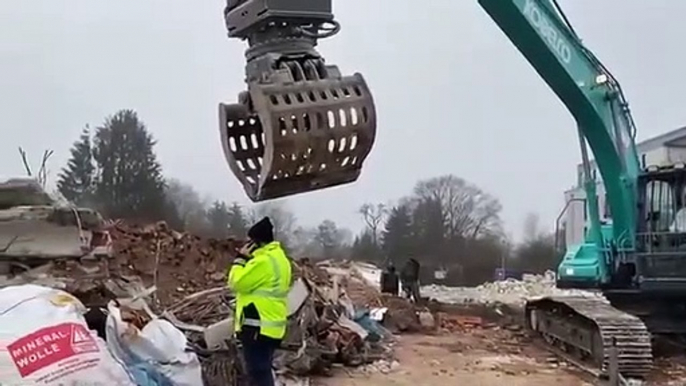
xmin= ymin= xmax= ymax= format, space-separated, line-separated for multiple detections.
xmin=477 ymin=0 xmax=641 ymax=285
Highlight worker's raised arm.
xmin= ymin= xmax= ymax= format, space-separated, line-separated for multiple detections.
xmin=227 ymin=256 xmax=270 ymax=294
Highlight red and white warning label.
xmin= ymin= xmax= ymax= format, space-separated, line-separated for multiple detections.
xmin=7 ymin=322 xmax=100 ymax=378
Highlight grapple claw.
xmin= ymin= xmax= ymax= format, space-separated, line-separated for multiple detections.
xmin=220 ymin=0 xmax=377 ymax=201
xmin=219 ymin=73 xmax=376 ymax=201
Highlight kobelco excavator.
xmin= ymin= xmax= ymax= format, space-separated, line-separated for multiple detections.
xmin=221 ymin=0 xmax=683 ymax=378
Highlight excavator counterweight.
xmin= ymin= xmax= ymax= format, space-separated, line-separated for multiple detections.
xmin=220 ymin=0 xmax=376 ymax=201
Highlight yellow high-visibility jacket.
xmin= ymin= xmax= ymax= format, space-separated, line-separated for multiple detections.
xmin=227 ymin=241 xmax=292 ymax=340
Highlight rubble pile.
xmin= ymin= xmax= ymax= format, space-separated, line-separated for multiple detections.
xmin=1 ymin=219 xmax=419 ymax=385
xmin=378 ymin=294 xmax=421 ymax=332
xmin=315 ymin=260 xmax=419 ymax=332
xmin=422 ymin=271 xmax=604 ymax=307
xmin=292 ymin=258 xmax=335 ymax=287
xmin=276 ymin=283 xmax=378 ymax=376
xmin=165 ymin=287 xmax=232 ymax=327
xmin=108 ymin=221 xmax=238 ymax=305
xmin=0 ymin=258 xmax=150 ymax=308
xmin=318 ymin=264 xmax=383 ymax=308
xmin=285 ymin=260 xmax=429 ymax=372
xmin=131 ymin=258 xmax=402 ymax=385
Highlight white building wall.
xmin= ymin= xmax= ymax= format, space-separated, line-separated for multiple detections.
xmin=643 ymin=147 xmax=668 ymax=167
xmin=564 ymin=182 xmax=609 ymax=248
xmin=666 ymin=147 xmax=686 ymax=164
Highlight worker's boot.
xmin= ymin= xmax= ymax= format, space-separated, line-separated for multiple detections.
xmin=219 ymin=0 xmax=376 ymax=201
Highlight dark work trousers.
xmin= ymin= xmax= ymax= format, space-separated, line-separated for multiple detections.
xmin=239 ymin=329 xmax=281 ymax=386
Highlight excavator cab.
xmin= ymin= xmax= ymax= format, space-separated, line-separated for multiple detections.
xmin=633 ymin=165 xmax=686 ymax=290
xmin=219 ymin=0 xmax=377 ymax=201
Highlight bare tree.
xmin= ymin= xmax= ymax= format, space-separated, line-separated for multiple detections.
xmin=18 ymin=147 xmax=54 ymax=189
xmin=358 ymin=203 xmax=387 ymax=246
xmin=165 ymin=178 xmax=211 ymax=233
xmin=514 ymin=232 xmax=557 ymax=273
xmin=289 ymin=223 xmax=352 ymax=259
xmin=291 ymin=226 xmax=320 ymax=257
xmin=315 ymin=219 xmax=341 ymax=259
xmin=413 ymin=174 xmax=502 ymax=239
xmin=523 ymin=212 xmax=541 ymax=243
xmin=248 ymin=200 xmax=297 ymax=245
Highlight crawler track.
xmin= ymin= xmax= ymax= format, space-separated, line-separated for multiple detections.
xmin=525 ymin=296 xmax=653 ymax=378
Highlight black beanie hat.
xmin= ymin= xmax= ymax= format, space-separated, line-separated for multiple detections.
xmin=248 ymin=216 xmax=274 ymax=244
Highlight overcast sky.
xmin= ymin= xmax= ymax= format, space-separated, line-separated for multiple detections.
xmin=1 ymin=1 xmax=684 ymax=241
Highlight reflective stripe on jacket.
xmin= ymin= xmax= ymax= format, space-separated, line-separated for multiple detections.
xmin=227 ymin=241 xmax=292 ymax=340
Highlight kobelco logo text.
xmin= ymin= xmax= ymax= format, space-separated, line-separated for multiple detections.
xmin=523 ymin=0 xmax=572 ymax=64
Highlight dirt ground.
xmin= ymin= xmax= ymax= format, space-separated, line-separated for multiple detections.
xmin=311 ymin=328 xmax=686 ymax=386
xmin=315 ymin=326 xmax=593 ymax=386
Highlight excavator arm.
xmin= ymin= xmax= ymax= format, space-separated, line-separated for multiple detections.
xmin=479 ymin=0 xmax=640 ymax=247
xmin=478 ymin=0 xmax=643 ymax=285
xmin=221 ymin=0 xmax=640 ymax=284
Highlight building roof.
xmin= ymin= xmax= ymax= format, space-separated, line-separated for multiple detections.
xmin=576 ymin=125 xmax=686 ymax=172
xmin=636 ymin=125 xmax=686 ymax=151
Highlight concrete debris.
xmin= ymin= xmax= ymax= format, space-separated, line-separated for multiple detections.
xmin=352 ymin=359 xmax=401 ymax=375
xmin=418 ymin=309 xmax=436 ymax=329
xmin=317 ymin=261 xmax=420 ymax=334
xmin=0 ymin=259 xmax=149 ymax=309
xmin=350 ymin=262 xmax=382 ymax=289
xmin=0 ymin=178 xmax=112 ymax=272
xmin=203 ymin=317 xmax=234 ymax=350
xmin=422 ymin=270 xmax=605 ymax=307
xmin=288 ymin=278 xmax=310 ymax=316
xmin=378 ymin=294 xmax=422 ymax=333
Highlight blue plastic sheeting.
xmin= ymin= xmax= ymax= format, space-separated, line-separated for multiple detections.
xmin=353 ymin=309 xmax=388 ymax=343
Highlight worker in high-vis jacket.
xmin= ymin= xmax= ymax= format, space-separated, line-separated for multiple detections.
xmin=228 ymin=216 xmax=292 ymax=386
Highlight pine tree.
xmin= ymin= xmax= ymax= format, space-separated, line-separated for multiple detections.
xmin=381 ymin=205 xmax=414 ymax=264
xmin=92 ymin=109 xmax=167 ymax=221
xmin=227 ymin=202 xmax=248 ymax=238
xmin=410 ymin=198 xmax=446 ymax=265
xmin=351 ymin=230 xmax=383 ymax=263
xmin=207 ymin=201 xmax=231 ymax=237
xmin=57 ymin=126 xmax=95 ymax=206
xmin=315 ymin=219 xmax=340 ymax=259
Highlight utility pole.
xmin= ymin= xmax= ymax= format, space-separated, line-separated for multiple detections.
xmin=501 ymin=236 xmax=511 ymax=270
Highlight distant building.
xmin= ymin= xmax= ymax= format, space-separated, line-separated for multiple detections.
xmin=563 ymin=126 xmax=686 ymax=248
